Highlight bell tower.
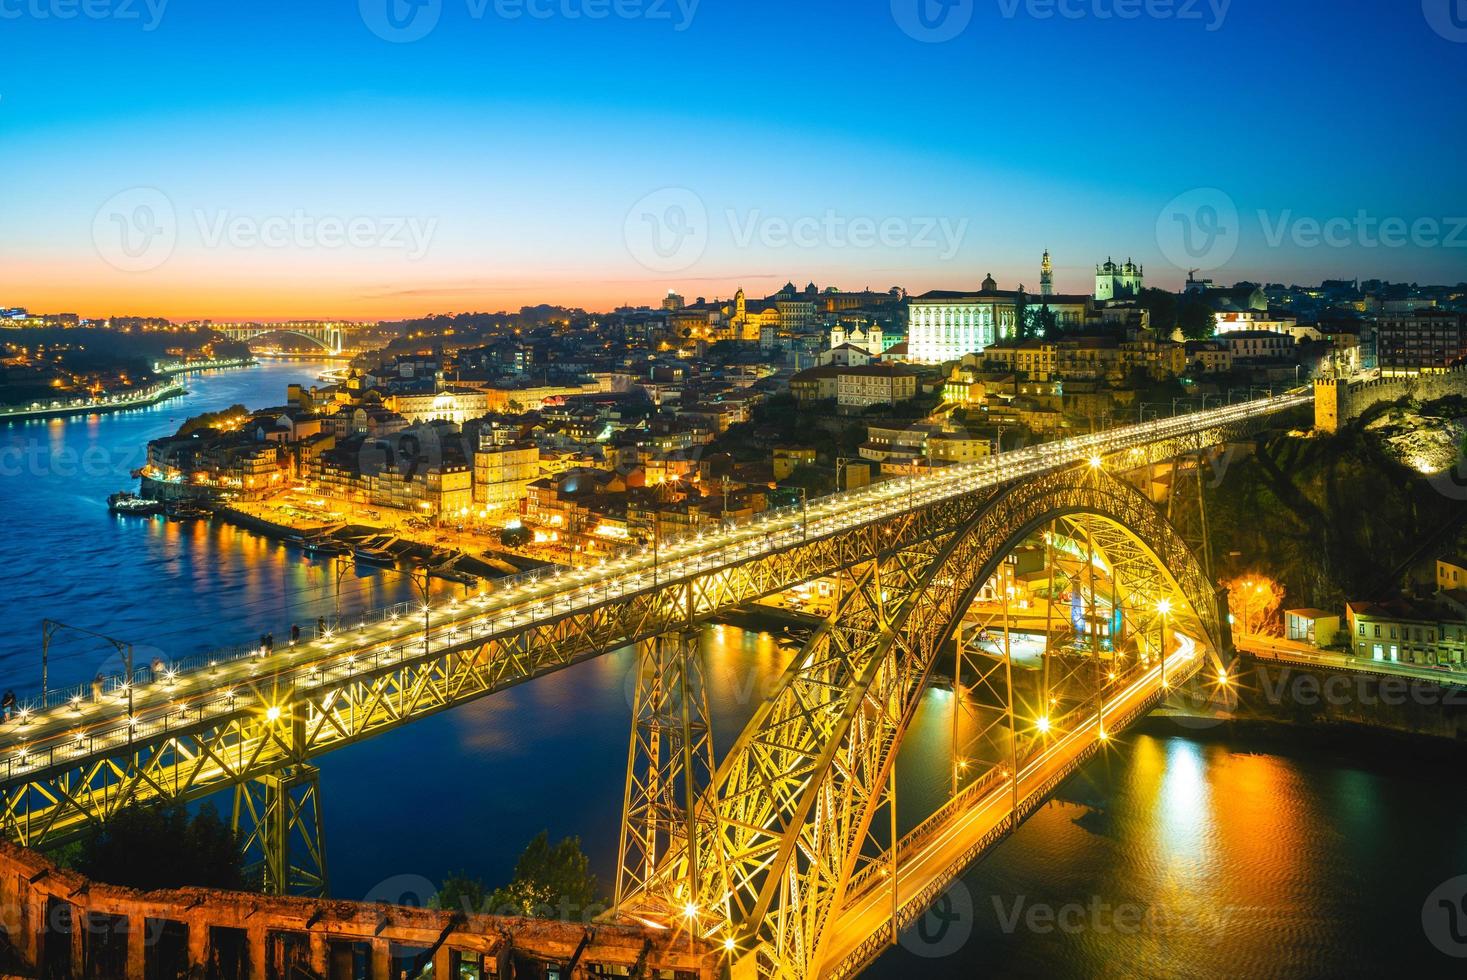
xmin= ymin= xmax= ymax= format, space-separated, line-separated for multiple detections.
xmin=1040 ymin=250 xmax=1055 ymax=297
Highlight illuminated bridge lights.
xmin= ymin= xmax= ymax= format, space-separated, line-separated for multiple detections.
xmin=0 ymin=395 xmax=1297 ymax=936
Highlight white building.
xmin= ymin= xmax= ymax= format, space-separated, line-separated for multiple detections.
xmin=906 ymin=273 xmax=1091 ymax=365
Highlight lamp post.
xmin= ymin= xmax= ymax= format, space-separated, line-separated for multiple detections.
xmin=41 ymin=620 xmax=134 ymax=723
xmin=1157 ymin=598 xmax=1172 ymax=688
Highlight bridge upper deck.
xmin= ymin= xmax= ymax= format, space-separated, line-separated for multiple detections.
xmin=0 ymin=394 xmax=1305 ymax=828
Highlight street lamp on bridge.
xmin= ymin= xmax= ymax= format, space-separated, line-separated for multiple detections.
xmin=40 ymin=619 xmax=135 ymax=725
xmin=1157 ymin=598 xmax=1173 ymax=689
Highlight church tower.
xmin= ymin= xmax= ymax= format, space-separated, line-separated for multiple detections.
xmin=1040 ymin=250 xmax=1054 ymax=297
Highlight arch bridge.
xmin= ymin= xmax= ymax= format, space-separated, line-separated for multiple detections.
xmin=220 ymin=323 xmax=348 ymax=355
xmin=0 ymin=394 xmax=1308 ymax=978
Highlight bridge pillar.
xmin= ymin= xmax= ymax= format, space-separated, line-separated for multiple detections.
xmin=614 ymin=628 xmax=719 ymax=919
xmin=233 ymin=764 xmax=329 ymax=897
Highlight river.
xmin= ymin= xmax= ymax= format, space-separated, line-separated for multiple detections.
xmin=3 ymin=362 xmax=1464 ymax=977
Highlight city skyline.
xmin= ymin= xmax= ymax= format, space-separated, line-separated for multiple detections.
xmin=2 ymin=1 xmax=1465 ymax=319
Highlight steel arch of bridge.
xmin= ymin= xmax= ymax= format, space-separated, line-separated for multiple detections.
xmin=616 ymin=463 xmax=1224 ymax=979
xmin=224 ymin=326 xmax=344 ymax=354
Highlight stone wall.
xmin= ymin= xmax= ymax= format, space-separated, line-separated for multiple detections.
xmin=0 ymin=843 xmax=716 ymax=979
xmin=1229 ymin=656 xmax=1467 ymax=741
xmin=1314 ymin=366 xmax=1467 ymax=433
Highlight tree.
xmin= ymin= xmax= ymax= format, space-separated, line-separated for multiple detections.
xmin=77 ymin=802 xmax=246 ymax=891
xmin=501 ymin=525 xmax=533 ymax=548
xmin=1024 ymin=303 xmax=1059 ymax=339
xmin=1177 ymin=298 xmax=1215 ymax=340
xmin=1137 ymin=288 xmax=1179 ymax=335
xmin=484 ymin=832 xmax=602 ymax=918
xmin=1224 ymin=573 xmax=1286 ymax=637
xmin=781 ymin=464 xmax=836 ymax=498
xmin=434 ymin=873 xmax=490 ymax=914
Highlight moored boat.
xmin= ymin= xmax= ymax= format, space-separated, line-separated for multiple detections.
xmin=108 ymin=492 xmax=165 ymax=516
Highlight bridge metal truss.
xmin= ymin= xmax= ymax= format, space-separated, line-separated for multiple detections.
xmin=0 ymin=453 xmax=1109 ymax=852
xmin=617 ymin=463 xmax=1226 ymax=979
xmin=0 ymin=417 xmax=1258 ymax=908
xmin=233 ymin=764 xmax=328 ymax=896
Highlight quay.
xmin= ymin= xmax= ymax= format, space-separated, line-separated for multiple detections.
xmin=0 ymin=381 xmax=186 ymax=423
xmin=152 ymin=356 xmax=258 ymax=376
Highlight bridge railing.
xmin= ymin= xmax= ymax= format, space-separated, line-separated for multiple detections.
xmin=24 ymin=598 xmax=427 ymax=717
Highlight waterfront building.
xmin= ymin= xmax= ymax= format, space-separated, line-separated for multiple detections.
xmin=316 ymin=426 xmax=474 ymax=520
xmin=473 ymin=440 xmax=541 ymax=516
xmin=1346 ymin=599 xmax=1467 ymax=665
xmin=1285 ymin=609 xmax=1341 ymax=648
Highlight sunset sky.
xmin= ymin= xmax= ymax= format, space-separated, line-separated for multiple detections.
xmin=1 ymin=0 xmax=1464 ymax=321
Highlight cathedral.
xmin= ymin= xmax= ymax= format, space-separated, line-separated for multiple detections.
xmin=1095 ymin=257 xmax=1144 ymax=302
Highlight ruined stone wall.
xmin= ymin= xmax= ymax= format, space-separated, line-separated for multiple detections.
xmin=0 ymin=843 xmax=716 ymax=979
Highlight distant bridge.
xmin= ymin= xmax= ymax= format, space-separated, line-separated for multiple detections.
xmin=219 ymin=323 xmax=351 ymax=355
xmin=0 ymin=392 xmax=1310 ymax=978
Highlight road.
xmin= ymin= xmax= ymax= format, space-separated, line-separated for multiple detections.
xmin=0 ymin=393 xmax=1306 ymax=786
xmin=1236 ymin=633 xmax=1467 ymax=688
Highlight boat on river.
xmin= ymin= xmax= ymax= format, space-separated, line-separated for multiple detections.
xmin=354 ymin=536 xmax=399 ymax=566
xmin=108 ymin=492 xmax=164 ymax=517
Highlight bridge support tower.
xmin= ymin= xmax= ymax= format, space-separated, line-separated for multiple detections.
xmin=615 ymin=629 xmax=720 ymax=920
xmin=233 ymin=765 xmax=329 ymax=897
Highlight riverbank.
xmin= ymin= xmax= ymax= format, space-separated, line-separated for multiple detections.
xmin=0 ymin=379 xmax=186 ymax=423
xmin=1152 ymin=651 xmax=1467 ymax=745
xmin=153 ymin=356 xmax=257 ymax=376
xmin=213 ymin=500 xmax=534 ymax=587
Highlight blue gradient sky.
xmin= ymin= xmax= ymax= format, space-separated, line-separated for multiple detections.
xmin=1 ymin=0 xmax=1464 ymax=319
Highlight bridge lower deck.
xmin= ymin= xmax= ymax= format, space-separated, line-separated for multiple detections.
xmin=821 ymin=647 xmax=1205 ymax=979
